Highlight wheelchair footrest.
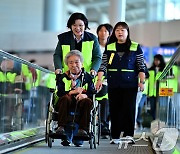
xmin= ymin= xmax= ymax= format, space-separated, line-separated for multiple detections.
xmin=49 ymin=132 xmax=67 ymax=140
xmin=73 ymin=135 xmax=91 ymax=141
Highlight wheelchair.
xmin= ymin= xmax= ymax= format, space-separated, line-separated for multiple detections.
xmin=45 ymin=87 xmax=101 ymax=149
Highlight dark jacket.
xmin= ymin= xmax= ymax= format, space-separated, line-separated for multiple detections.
xmin=56 ymin=70 xmax=95 ymax=100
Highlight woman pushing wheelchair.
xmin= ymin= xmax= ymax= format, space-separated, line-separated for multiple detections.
xmin=55 ymin=50 xmax=95 ymax=146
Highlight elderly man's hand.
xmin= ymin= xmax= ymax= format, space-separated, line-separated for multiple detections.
xmin=69 ymin=87 xmax=84 ymax=95
xmin=74 ymin=87 xmax=84 ymax=94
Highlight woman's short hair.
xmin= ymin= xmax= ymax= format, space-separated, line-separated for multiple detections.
xmin=67 ymin=12 xmax=89 ymax=30
xmin=64 ymin=50 xmax=84 ymax=65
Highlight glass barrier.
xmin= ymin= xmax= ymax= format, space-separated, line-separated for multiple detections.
xmin=0 ymin=50 xmax=56 ymax=134
xmin=156 ymin=46 xmax=180 ymax=129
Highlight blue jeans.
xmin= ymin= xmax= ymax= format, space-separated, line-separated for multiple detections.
xmin=65 ymin=122 xmax=83 ymax=145
xmin=136 ymin=94 xmax=147 ymax=124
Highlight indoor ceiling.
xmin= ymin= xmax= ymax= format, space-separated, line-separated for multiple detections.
xmin=68 ymin=0 xmax=147 ymax=26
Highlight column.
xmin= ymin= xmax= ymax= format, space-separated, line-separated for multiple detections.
xmin=109 ymin=0 xmax=126 ymax=26
xmin=44 ymin=0 xmax=66 ymax=32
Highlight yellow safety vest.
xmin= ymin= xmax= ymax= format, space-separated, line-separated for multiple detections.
xmin=61 ymin=41 xmax=94 ymax=73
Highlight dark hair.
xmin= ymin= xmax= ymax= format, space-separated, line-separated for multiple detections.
xmin=67 ymin=12 xmax=89 ymax=30
xmin=152 ymin=54 xmax=166 ymax=71
xmin=108 ymin=22 xmax=131 ymax=49
xmin=96 ymin=23 xmax=113 ymax=36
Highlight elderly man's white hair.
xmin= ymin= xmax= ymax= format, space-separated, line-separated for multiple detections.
xmin=64 ymin=50 xmax=84 ymax=65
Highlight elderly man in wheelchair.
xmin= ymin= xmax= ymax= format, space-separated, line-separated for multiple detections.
xmin=55 ymin=50 xmax=95 ymax=146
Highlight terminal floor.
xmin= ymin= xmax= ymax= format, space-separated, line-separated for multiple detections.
xmin=11 ymin=130 xmax=155 ymax=154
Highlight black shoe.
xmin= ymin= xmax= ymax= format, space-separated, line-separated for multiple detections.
xmin=61 ymin=140 xmax=71 ymax=146
xmin=74 ymin=143 xmax=83 ymax=147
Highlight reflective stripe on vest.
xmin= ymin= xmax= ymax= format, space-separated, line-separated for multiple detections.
xmin=148 ymin=70 xmax=155 ymax=97
xmin=121 ymin=69 xmax=134 ymax=72
xmin=61 ymin=41 xmax=94 ymax=73
xmin=108 ymin=69 xmax=117 ymax=71
xmin=108 ymin=53 xmax=115 ymax=65
xmin=107 ymin=69 xmax=134 ymax=72
xmin=62 ymin=77 xmax=72 ymax=91
xmin=62 ymin=45 xmax=70 ymax=72
xmin=96 ymin=93 xmax=108 ymax=101
xmin=81 ymin=41 xmax=94 ymax=72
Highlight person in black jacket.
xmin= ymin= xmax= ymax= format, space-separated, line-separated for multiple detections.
xmin=56 ymin=50 xmax=95 ymax=146
xmin=53 ymin=12 xmax=101 ymax=75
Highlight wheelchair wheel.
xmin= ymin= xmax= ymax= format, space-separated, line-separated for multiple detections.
xmin=93 ymin=104 xmax=99 ymax=149
xmin=45 ymin=94 xmax=54 ymax=147
xmin=47 ymin=135 xmax=52 ymax=148
xmin=45 ymin=102 xmax=51 ymax=143
xmin=89 ymin=135 xmax=93 ymax=149
xmin=97 ymin=103 xmax=101 ymax=145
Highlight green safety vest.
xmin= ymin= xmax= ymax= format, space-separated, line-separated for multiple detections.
xmin=6 ymin=72 xmax=17 ymax=83
xmin=0 ymin=71 xmax=6 ymax=82
xmin=46 ymin=73 xmax=56 ymax=89
xmin=22 ymin=64 xmax=32 ymax=90
xmin=148 ymin=70 xmax=162 ymax=97
xmin=61 ymin=41 xmax=94 ymax=73
xmin=159 ymin=65 xmax=178 ymax=93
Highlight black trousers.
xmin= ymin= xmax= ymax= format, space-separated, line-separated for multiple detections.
xmin=96 ymin=84 xmax=109 ymax=126
xmin=108 ymin=87 xmax=138 ymax=139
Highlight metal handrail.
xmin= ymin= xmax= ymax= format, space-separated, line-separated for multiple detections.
xmin=0 ymin=49 xmax=53 ymax=73
xmin=157 ymin=45 xmax=180 ymax=80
